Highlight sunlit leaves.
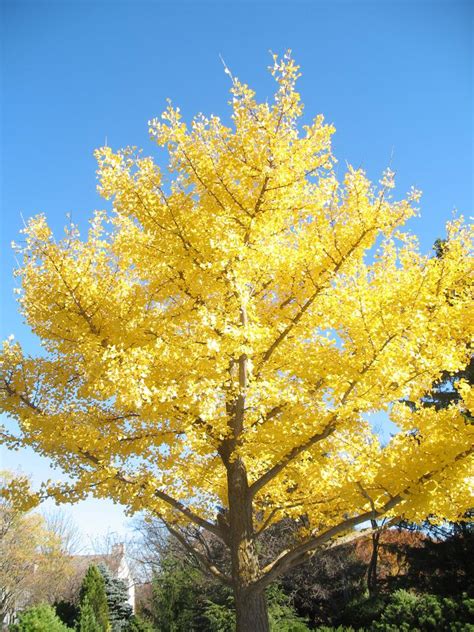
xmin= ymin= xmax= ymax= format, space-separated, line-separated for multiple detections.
xmin=0 ymin=53 xmax=472 ymax=533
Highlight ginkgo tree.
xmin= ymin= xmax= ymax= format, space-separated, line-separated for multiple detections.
xmin=1 ymin=53 xmax=472 ymax=631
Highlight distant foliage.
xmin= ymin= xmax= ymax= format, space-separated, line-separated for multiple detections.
xmin=280 ymin=536 xmax=366 ymax=626
xmin=339 ymin=594 xmax=385 ymax=630
xmin=267 ymin=585 xmax=310 ymax=631
xmin=0 ymin=475 xmax=74 ymax=624
xmin=150 ymin=555 xmax=206 ymax=631
xmin=401 ymin=519 xmax=474 ymax=597
xmin=9 ymin=603 xmax=71 ymax=631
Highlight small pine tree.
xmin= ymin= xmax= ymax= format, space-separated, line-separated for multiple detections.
xmin=9 ymin=603 xmax=70 ymax=632
xmin=78 ymin=596 xmax=102 ymax=632
xmin=79 ymin=565 xmax=110 ymax=632
xmin=98 ymin=564 xmax=132 ymax=632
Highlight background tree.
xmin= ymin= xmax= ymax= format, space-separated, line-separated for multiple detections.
xmin=281 ymin=541 xmax=366 ymax=627
xmin=98 ymin=564 xmax=132 ymax=632
xmin=79 ymin=566 xmax=110 ymax=632
xmin=126 ymin=615 xmax=154 ymax=632
xmin=1 ymin=53 xmax=472 ymax=631
xmin=393 ymin=516 xmax=474 ymax=598
xmin=150 ymin=553 xmax=209 ymax=631
xmin=54 ymin=599 xmax=80 ymax=630
xmin=0 ymin=473 xmax=74 ymax=625
xmin=42 ymin=509 xmax=83 ymax=555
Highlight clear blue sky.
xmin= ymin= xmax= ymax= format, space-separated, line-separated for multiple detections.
xmin=1 ymin=0 xmax=472 ymax=545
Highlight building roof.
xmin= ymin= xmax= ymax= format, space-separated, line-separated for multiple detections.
xmin=71 ymin=551 xmax=123 ymax=576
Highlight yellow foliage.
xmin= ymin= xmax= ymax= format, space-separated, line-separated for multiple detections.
xmin=0 ymin=53 xmax=472 ymax=543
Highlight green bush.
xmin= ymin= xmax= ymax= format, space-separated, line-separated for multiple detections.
xmin=203 ymin=597 xmax=236 ymax=632
xmin=371 ymin=589 xmax=474 ymax=632
xmin=314 ymin=627 xmax=361 ymax=632
xmin=9 ymin=603 xmax=71 ymax=631
xmin=125 ymin=615 xmax=154 ymax=632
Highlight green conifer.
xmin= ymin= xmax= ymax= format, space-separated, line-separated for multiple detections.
xmin=78 ymin=596 xmax=102 ymax=632
xmin=98 ymin=563 xmax=133 ymax=632
xmin=10 ymin=603 xmax=70 ymax=632
xmin=79 ymin=565 xmax=110 ymax=632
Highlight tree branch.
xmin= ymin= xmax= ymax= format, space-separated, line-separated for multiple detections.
xmin=253 ymin=444 xmax=473 ymax=589
xmin=257 ymin=229 xmax=371 ymax=372
xmin=249 ymin=421 xmax=336 ymax=498
xmin=162 ymin=520 xmax=232 ymax=586
xmin=250 ymin=327 xmax=402 ymax=499
xmin=5 ymin=373 xmax=226 ymax=541
xmin=152 ymin=487 xmax=225 ymax=541
xmin=253 ymin=495 xmax=402 ymax=590
xmin=80 ymin=454 xmax=226 ymax=542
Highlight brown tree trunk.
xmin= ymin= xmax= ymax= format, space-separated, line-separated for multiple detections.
xmin=226 ymin=455 xmax=270 ymax=632
xmin=222 ymin=317 xmax=270 ymax=631
xmin=367 ymin=522 xmax=380 ymax=595
xmin=234 ymin=587 xmax=269 ymax=632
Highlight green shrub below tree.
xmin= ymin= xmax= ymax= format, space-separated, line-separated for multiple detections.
xmin=9 ymin=603 xmax=71 ymax=631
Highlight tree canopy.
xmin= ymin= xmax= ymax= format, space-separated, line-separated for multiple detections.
xmin=0 ymin=53 xmax=472 ymax=630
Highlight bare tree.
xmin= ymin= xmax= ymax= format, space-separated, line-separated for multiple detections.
xmin=41 ymin=508 xmax=83 ymax=555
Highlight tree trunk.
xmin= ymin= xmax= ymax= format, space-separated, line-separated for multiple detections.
xmin=367 ymin=527 xmax=380 ymax=595
xmin=235 ymin=588 xmax=269 ymax=632
xmin=226 ymin=455 xmax=270 ymax=632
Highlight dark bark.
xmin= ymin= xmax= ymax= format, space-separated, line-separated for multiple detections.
xmin=367 ymin=521 xmax=380 ymax=595
xmin=222 ymin=306 xmax=270 ymax=631
xmin=235 ymin=588 xmax=269 ymax=632
xmin=225 ymin=454 xmax=270 ymax=631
